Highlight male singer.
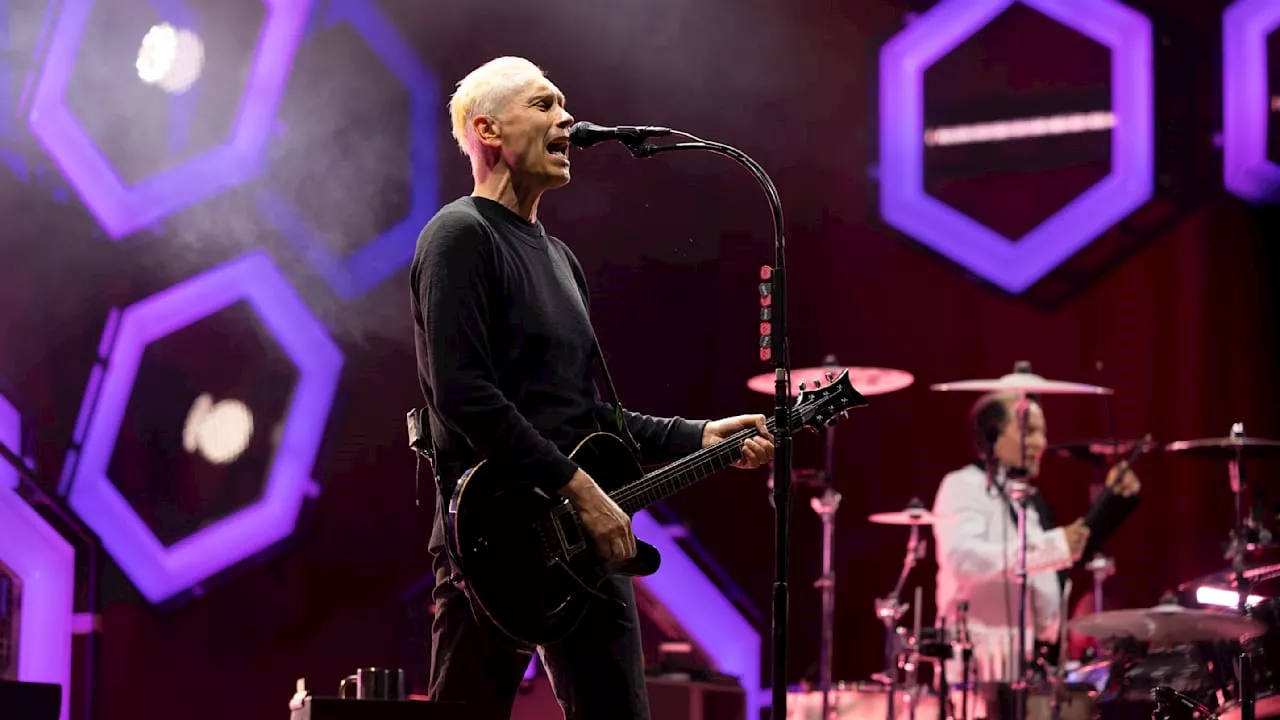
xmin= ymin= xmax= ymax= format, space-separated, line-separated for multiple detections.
xmin=410 ymin=56 xmax=775 ymax=719
xmin=931 ymin=390 xmax=1140 ymax=684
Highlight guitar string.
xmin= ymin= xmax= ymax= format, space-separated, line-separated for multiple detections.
xmin=610 ymin=406 xmax=819 ymax=510
xmin=607 ymin=382 xmax=851 ymax=509
xmin=610 ymin=417 xmax=779 ymax=509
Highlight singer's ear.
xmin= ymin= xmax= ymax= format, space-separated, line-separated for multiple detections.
xmin=473 ymin=114 xmax=503 ymax=149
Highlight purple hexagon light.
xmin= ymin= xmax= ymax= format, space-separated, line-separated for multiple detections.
xmin=879 ymin=0 xmax=1154 ymax=294
xmin=1222 ymin=0 xmax=1280 ymax=204
xmin=0 ymin=394 xmax=75 ymax=720
xmin=64 ymin=251 xmax=343 ymax=604
xmin=26 ymin=0 xmax=312 ymax=239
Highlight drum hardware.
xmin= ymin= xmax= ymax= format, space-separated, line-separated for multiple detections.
xmin=870 ymin=501 xmax=943 ymax=720
xmin=956 ymin=601 xmax=974 ymax=720
xmin=1086 ymin=555 xmax=1118 ymax=614
xmin=1049 ymin=580 xmax=1074 ymax=720
xmin=750 ymin=356 xmax=915 ymax=720
xmin=1151 ymin=685 xmax=1217 ymax=720
xmin=1162 ymin=424 xmax=1280 ymax=719
xmin=932 ymin=361 xmax=1115 ymax=720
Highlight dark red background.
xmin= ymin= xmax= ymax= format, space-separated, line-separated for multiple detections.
xmin=1 ymin=0 xmax=1277 ymax=719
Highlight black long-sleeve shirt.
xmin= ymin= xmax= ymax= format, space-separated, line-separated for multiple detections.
xmin=410 ymin=196 xmax=706 ymax=550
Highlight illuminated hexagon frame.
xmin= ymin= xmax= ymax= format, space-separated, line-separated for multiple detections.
xmin=255 ymin=0 xmax=440 ymax=301
xmin=0 ymin=394 xmax=75 ymax=720
xmin=1222 ymin=0 xmax=1280 ymax=204
xmin=26 ymin=0 xmax=313 ymax=239
xmin=879 ymin=0 xmax=1154 ymax=294
xmin=64 ymin=250 xmax=343 ymax=604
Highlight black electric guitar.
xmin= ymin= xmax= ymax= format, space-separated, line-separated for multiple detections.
xmin=443 ymin=370 xmax=867 ymax=646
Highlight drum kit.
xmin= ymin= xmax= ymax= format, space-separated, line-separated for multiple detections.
xmin=745 ymin=359 xmax=1280 ymax=720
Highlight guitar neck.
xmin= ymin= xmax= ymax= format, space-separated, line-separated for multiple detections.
xmin=612 ymin=414 xmax=786 ymax=515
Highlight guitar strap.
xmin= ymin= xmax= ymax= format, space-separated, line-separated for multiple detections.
xmin=548 ymin=241 xmax=642 ymax=461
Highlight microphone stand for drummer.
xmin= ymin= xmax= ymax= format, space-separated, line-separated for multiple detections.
xmin=982 ymin=383 xmax=1034 ymax=720
xmin=1008 ymin=391 xmax=1034 ymax=720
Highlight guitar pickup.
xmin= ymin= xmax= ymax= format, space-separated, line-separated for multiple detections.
xmin=550 ymin=503 xmax=587 ymax=559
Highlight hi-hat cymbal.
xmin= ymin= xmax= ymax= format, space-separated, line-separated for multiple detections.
xmin=1164 ymin=436 xmax=1280 ymax=458
xmin=747 ymin=366 xmax=914 ymax=397
xmin=1068 ymin=603 xmax=1266 ymax=643
xmin=868 ymin=507 xmax=952 ymax=525
xmin=931 ymin=372 xmax=1112 ymax=395
xmin=1051 ymin=437 xmax=1159 ymax=461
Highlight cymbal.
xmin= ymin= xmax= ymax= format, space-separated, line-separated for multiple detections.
xmin=868 ymin=507 xmax=951 ymax=525
xmin=747 ymin=366 xmax=914 ymax=397
xmin=1068 ymin=603 xmax=1266 ymax=643
xmin=931 ymin=372 xmax=1112 ymax=395
xmin=1164 ymin=436 xmax=1280 ymax=458
xmin=1176 ymin=561 xmax=1280 ymax=595
xmin=1051 ymin=438 xmax=1159 ymax=461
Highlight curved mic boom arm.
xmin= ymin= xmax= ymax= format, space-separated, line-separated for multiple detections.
xmin=619 ymin=132 xmax=793 ymax=716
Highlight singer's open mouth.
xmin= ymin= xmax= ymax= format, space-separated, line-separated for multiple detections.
xmin=547 ymin=137 xmax=570 ymax=158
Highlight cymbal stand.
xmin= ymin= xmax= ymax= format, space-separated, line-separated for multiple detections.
xmin=1085 ymin=555 xmax=1116 ymax=614
xmin=812 ymin=482 xmax=841 ymax=720
xmin=806 ymin=364 xmax=843 ymax=720
xmin=1050 ymin=579 xmax=1073 ymax=720
xmin=957 ymin=601 xmax=973 ymax=720
xmin=874 ymin=511 xmax=927 ymax=720
xmin=1226 ymin=422 xmax=1257 ymax=720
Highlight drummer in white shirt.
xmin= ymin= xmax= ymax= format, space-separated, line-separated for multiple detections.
xmin=931 ymin=390 xmax=1140 ymax=685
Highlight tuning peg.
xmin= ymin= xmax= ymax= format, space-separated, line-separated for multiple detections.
xmin=798 ymin=382 xmax=807 ymax=391
xmin=824 ymin=371 xmax=835 ymax=382
xmin=812 ymin=379 xmax=822 ymax=388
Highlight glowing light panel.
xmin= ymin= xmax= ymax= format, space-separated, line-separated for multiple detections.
xmin=64 ymin=251 xmax=343 ymax=604
xmin=27 ymin=0 xmax=312 ymax=238
xmin=1222 ymin=0 xmax=1280 ymax=203
xmin=879 ymin=0 xmax=1154 ymax=294
xmin=0 ymin=394 xmax=75 ymax=720
xmin=256 ymin=0 xmax=440 ymax=300
xmin=633 ymin=510 xmax=763 ymax=718
xmin=1196 ymin=586 xmax=1263 ymax=609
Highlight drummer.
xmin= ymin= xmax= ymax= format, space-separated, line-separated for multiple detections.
xmin=931 ymin=389 xmax=1141 ymax=683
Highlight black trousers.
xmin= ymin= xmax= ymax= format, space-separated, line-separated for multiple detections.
xmin=427 ymin=547 xmax=651 ymax=720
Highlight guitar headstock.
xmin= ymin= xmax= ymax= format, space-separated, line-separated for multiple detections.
xmin=792 ymin=369 xmax=869 ymax=433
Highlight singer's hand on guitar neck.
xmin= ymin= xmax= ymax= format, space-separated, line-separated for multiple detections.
xmin=702 ymin=414 xmax=775 ymax=469
xmin=560 ymin=469 xmax=636 ymax=560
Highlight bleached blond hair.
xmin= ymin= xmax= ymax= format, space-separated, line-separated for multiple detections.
xmin=448 ymin=56 xmax=548 ymax=161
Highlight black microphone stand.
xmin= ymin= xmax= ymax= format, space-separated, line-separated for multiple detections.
xmin=617 ymin=133 xmax=793 ymax=717
xmin=0 ymin=440 xmax=100 ymax=720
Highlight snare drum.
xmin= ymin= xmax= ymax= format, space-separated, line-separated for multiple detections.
xmin=976 ymin=682 xmax=1096 ymax=720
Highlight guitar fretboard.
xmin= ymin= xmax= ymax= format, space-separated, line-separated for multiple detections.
xmin=612 ymin=413 xmax=790 ymax=515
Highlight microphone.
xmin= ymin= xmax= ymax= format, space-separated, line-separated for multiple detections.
xmin=568 ymin=122 xmax=672 ymax=148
